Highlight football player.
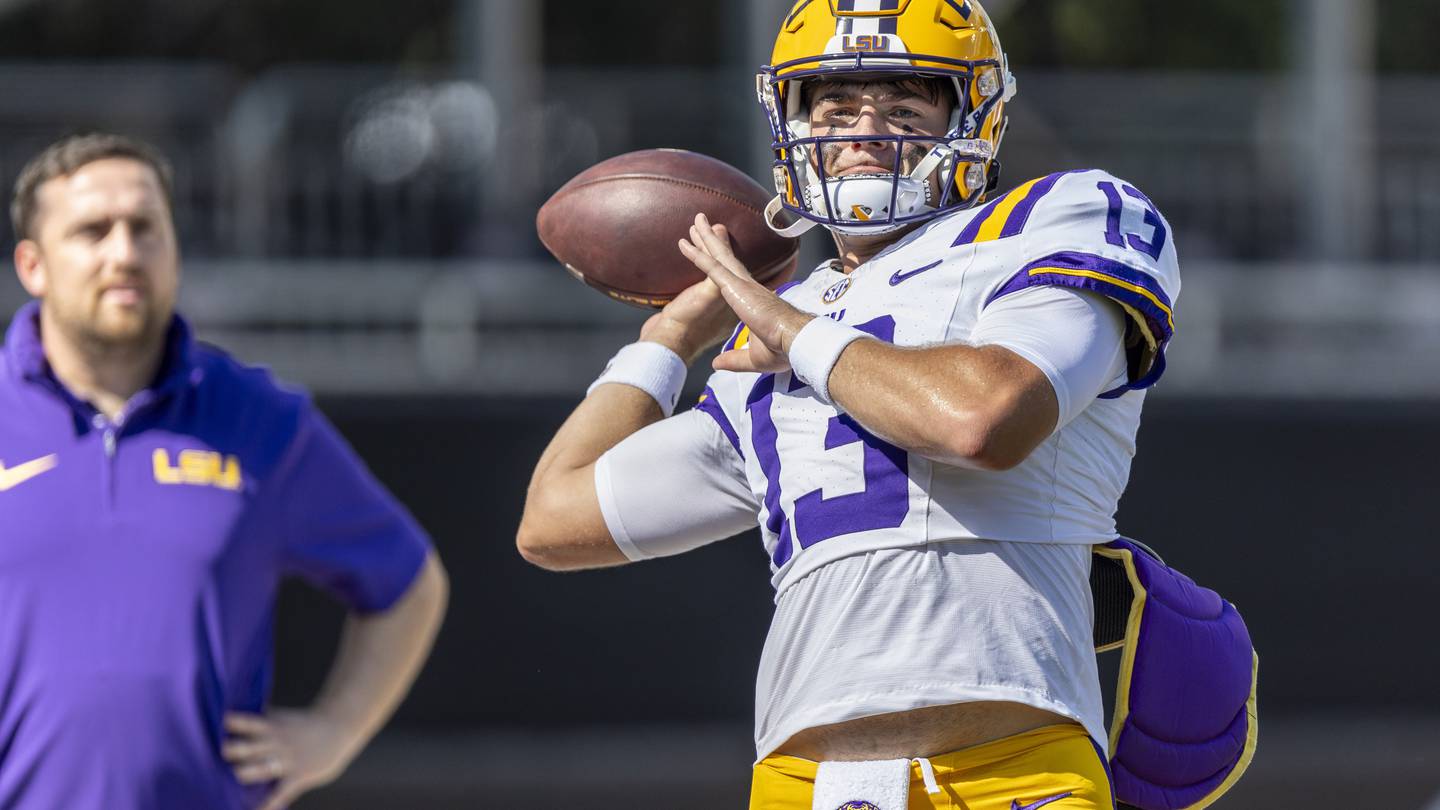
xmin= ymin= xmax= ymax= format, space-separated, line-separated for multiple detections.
xmin=518 ymin=1 xmax=1180 ymax=808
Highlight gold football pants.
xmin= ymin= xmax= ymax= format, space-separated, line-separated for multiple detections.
xmin=749 ymin=723 xmax=1112 ymax=810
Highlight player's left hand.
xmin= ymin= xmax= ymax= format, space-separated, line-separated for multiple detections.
xmin=223 ymin=709 xmax=359 ymax=810
xmin=678 ymin=212 xmax=813 ymax=374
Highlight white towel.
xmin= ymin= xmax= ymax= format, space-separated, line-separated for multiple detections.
xmin=811 ymin=759 xmax=911 ymax=810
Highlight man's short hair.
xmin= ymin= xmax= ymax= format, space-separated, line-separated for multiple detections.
xmin=11 ymin=132 xmax=175 ymax=241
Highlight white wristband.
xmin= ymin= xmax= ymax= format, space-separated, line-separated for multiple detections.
xmin=787 ymin=317 xmax=870 ymax=404
xmin=587 ymin=342 xmax=688 ymax=416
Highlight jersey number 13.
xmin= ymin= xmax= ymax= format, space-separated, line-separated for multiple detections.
xmin=747 ymin=316 xmax=909 ymax=567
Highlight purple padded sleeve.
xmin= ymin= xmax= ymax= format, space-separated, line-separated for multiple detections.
xmin=1103 ymin=537 xmax=1258 ymax=810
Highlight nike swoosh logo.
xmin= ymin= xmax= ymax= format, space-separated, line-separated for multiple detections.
xmin=0 ymin=454 xmax=58 ymax=492
xmin=888 ymin=259 xmax=943 ymax=286
xmin=1011 ymin=792 xmax=1073 ymax=810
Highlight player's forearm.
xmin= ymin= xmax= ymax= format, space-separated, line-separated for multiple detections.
xmin=527 ymin=313 xmax=713 ymax=489
xmin=529 ymin=383 xmax=665 ymax=488
xmin=518 ymin=382 xmax=662 ymax=568
xmin=310 ymin=551 xmax=448 ymax=762
xmin=519 ymin=309 xmax=727 ymax=570
xmin=825 ymin=339 xmax=1056 ymax=470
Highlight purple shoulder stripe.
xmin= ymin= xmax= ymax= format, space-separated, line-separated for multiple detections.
xmin=987 ymin=252 xmax=1172 ymax=326
xmin=695 ymin=386 xmax=743 ymax=459
xmin=997 ymin=170 xmax=1081 ymax=239
xmin=1018 ymin=251 xmax=1173 ymax=337
xmin=951 ymin=193 xmax=1008 ymax=246
xmin=986 ymin=251 xmax=1175 ymax=395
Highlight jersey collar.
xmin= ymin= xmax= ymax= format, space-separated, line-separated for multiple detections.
xmin=4 ymin=300 xmax=200 ymax=399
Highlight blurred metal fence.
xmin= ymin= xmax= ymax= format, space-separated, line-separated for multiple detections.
xmin=7 ymin=255 xmax=1435 ymax=399
xmin=0 ymin=61 xmax=1436 ymax=398
xmin=3 ymin=62 xmax=1440 ymax=264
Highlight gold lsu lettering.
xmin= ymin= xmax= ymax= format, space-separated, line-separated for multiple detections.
xmin=152 ymin=449 xmax=242 ymax=491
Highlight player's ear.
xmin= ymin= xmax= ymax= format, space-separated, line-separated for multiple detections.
xmin=14 ymin=240 xmax=47 ymax=298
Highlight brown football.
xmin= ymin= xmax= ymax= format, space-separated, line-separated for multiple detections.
xmin=536 ymin=149 xmax=800 ymax=308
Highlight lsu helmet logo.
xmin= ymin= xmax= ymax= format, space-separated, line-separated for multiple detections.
xmin=840 ymin=34 xmax=890 ymax=52
xmin=153 ymin=449 xmax=242 ymax=491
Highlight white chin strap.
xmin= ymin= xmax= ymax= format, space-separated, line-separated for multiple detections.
xmin=765 ymin=195 xmax=815 ymax=238
xmin=765 ymin=140 xmax=973 ymax=237
xmin=809 ymin=174 xmax=933 ymax=235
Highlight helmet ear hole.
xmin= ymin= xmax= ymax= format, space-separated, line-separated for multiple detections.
xmin=985 ymin=160 xmax=1002 ymax=194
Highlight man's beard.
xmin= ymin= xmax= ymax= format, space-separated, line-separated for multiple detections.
xmin=46 ymin=295 xmax=169 ymax=359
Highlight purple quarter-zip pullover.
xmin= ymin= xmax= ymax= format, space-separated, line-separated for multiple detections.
xmin=0 ymin=302 xmax=430 ymax=809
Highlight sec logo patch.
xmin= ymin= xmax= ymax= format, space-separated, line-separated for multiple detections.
xmin=822 ymin=277 xmax=851 ymax=304
xmin=835 ymin=802 xmax=880 ymax=810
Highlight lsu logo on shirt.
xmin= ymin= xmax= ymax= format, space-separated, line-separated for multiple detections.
xmin=152 ymin=449 xmax=242 ymax=491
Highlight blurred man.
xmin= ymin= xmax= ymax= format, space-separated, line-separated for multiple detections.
xmin=515 ymin=2 xmax=1199 ymax=809
xmin=0 ymin=132 xmax=447 ymax=810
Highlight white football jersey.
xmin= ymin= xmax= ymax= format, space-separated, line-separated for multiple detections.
xmin=695 ymin=168 xmax=1180 ymax=597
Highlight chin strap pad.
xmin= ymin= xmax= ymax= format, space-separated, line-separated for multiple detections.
xmin=765 ymin=195 xmax=818 ymax=238
xmin=1091 ymin=538 xmax=1259 ymax=810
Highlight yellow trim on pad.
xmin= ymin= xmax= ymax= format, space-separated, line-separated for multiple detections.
xmin=1094 ymin=637 xmax=1126 ymax=655
xmin=1190 ymin=652 xmax=1261 ymax=810
xmin=1114 ymin=300 xmax=1159 ymax=353
xmin=1096 ymin=545 xmax=1149 ymax=757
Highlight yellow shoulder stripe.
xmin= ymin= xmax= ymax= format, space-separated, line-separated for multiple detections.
xmin=972 ymin=177 xmax=1042 ymax=244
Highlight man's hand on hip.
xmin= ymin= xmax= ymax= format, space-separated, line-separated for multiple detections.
xmin=223 ymin=708 xmax=359 ymax=810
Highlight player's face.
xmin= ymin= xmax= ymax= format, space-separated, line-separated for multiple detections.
xmin=806 ymin=80 xmax=952 ymax=180
xmin=25 ymin=158 xmax=180 ymax=351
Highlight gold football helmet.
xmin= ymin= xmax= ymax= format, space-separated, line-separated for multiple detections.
xmin=758 ymin=0 xmax=1016 ymax=235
